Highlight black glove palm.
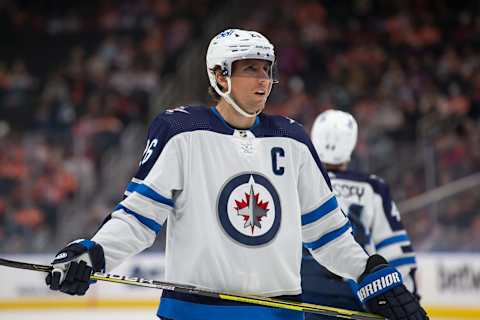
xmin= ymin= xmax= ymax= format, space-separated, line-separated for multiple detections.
xmin=365 ymin=286 xmax=427 ymax=320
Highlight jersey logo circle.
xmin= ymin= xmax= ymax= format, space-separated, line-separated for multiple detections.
xmin=217 ymin=173 xmax=281 ymax=246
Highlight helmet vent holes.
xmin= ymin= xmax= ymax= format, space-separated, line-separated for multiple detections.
xmin=325 ymin=144 xmax=336 ymax=151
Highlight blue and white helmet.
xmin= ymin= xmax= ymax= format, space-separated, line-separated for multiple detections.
xmin=206 ymin=29 xmax=275 ymax=117
xmin=311 ymin=110 xmax=358 ymax=165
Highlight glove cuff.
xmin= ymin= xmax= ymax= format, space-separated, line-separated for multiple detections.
xmin=54 ymin=239 xmax=105 ymax=272
xmin=86 ymin=241 xmax=105 ymax=272
xmin=356 ymin=266 xmax=403 ymax=303
xmin=353 ymin=254 xmax=403 ymax=304
xmin=362 ymin=254 xmax=389 ymax=276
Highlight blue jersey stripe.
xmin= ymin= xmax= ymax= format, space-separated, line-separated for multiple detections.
xmin=126 ymin=181 xmax=140 ymax=193
xmin=115 ymin=204 xmax=162 ymax=234
xmin=301 ymin=196 xmax=338 ymax=225
xmin=157 ymin=297 xmax=303 ymax=320
xmin=126 ymin=182 xmax=174 ymax=208
xmin=304 ymin=221 xmax=351 ymax=251
xmin=375 ymin=234 xmax=410 ymax=250
xmin=135 ymin=184 xmax=174 ymax=207
xmin=389 ymin=256 xmax=417 ymax=268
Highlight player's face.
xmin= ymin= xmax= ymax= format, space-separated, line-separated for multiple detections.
xmin=230 ymin=59 xmax=273 ymax=114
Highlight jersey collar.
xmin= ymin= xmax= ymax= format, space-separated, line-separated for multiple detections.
xmin=210 ymin=106 xmax=260 ymax=132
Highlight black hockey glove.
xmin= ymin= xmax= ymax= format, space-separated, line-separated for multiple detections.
xmin=46 ymin=239 xmax=105 ymax=296
xmin=355 ymin=254 xmax=428 ymax=320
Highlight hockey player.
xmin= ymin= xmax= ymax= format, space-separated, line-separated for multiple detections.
xmin=302 ymin=109 xmax=420 ymax=318
xmin=45 ymin=29 xmax=427 ymax=320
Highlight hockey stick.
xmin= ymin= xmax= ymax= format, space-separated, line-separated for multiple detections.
xmin=0 ymin=257 xmax=384 ymax=320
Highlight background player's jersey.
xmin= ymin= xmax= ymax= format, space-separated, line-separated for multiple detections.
xmin=91 ymin=106 xmax=368 ymax=298
xmin=328 ymin=169 xmax=418 ymax=293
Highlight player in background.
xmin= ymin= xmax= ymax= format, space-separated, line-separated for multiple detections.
xmin=302 ymin=109 xmax=420 ymax=318
xmin=44 ymin=29 xmax=427 ymax=320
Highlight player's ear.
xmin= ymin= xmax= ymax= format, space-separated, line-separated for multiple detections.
xmin=215 ymin=69 xmax=228 ymax=92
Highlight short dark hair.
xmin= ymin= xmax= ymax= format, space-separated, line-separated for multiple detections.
xmin=208 ymin=85 xmax=221 ymax=102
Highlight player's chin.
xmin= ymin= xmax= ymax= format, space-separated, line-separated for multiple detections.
xmin=239 ymin=96 xmax=266 ymax=114
xmin=249 ymin=99 xmax=267 ymax=113
xmin=249 ymin=104 xmax=265 ymax=115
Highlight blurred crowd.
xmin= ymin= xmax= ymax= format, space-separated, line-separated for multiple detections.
xmin=0 ymin=0 xmax=212 ymax=251
xmin=0 ymin=0 xmax=479 ymax=252
xmin=245 ymin=0 xmax=480 ymax=251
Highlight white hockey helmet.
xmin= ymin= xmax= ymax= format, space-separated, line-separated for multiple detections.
xmin=206 ymin=29 xmax=276 ymax=118
xmin=311 ymin=110 xmax=358 ymax=165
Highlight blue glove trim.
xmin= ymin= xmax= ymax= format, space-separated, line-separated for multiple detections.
xmin=79 ymin=239 xmax=95 ymax=250
xmin=347 ymin=279 xmax=363 ymax=306
xmin=353 ymin=266 xmax=403 ymax=303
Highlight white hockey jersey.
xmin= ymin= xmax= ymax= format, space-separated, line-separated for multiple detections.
xmin=91 ymin=106 xmax=369 ymax=298
xmin=328 ymin=170 xmax=418 ymax=293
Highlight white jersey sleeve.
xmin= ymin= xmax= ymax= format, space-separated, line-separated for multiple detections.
xmin=298 ymin=137 xmax=368 ymax=280
xmin=92 ymin=113 xmax=183 ymax=271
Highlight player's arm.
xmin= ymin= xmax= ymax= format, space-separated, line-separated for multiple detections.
xmin=46 ymin=113 xmax=185 ymax=295
xmin=298 ymin=137 xmax=368 ymax=280
xmin=298 ymin=136 xmax=427 ymax=319
xmin=368 ymin=178 xmax=419 ymax=295
xmin=91 ymin=115 xmax=183 ymax=271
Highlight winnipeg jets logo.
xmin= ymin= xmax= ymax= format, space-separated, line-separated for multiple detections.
xmin=284 ymin=116 xmax=302 ymax=126
xmin=217 ymin=29 xmax=234 ymax=38
xmin=218 ymin=173 xmax=281 ymax=246
xmin=285 ymin=116 xmax=296 ymax=124
xmin=165 ymin=106 xmax=189 ymax=114
xmin=235 ymin=183 xmax=269 ymax=234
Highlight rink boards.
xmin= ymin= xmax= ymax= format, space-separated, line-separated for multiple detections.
xmin=0 ymin=253 xmax=479 ymax=318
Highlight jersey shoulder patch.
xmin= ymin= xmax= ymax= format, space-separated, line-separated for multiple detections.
xmin=334 ymin=170 xmax=389 ymax=196
xmin=134 ymin=106 xmax=210 ymax=180
xmin=153 ymin=105 xmax=210 ymax=137
xmin=266 ymin=114 xmax=304 ymax=129
xmin=366 ymin=174 xmax=390 ymax=197
xmin=257 ymin=113 xmax=307 ymax=140
xmin=368 ymin=174 xmax=386 ymax=185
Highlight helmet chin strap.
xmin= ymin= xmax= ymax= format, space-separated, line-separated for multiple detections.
xmin=215 ymin=77 xmax=261 ymax=118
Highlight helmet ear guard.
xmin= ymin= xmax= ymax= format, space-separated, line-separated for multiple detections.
xmin=311 ymin=110 xmax=358 ymax=165
xmin=206 ymin=29 xmax=276 ymax=117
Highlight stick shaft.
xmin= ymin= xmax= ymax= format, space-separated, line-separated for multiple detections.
xmin=0 ymin=257 xmax=383 ymax=320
